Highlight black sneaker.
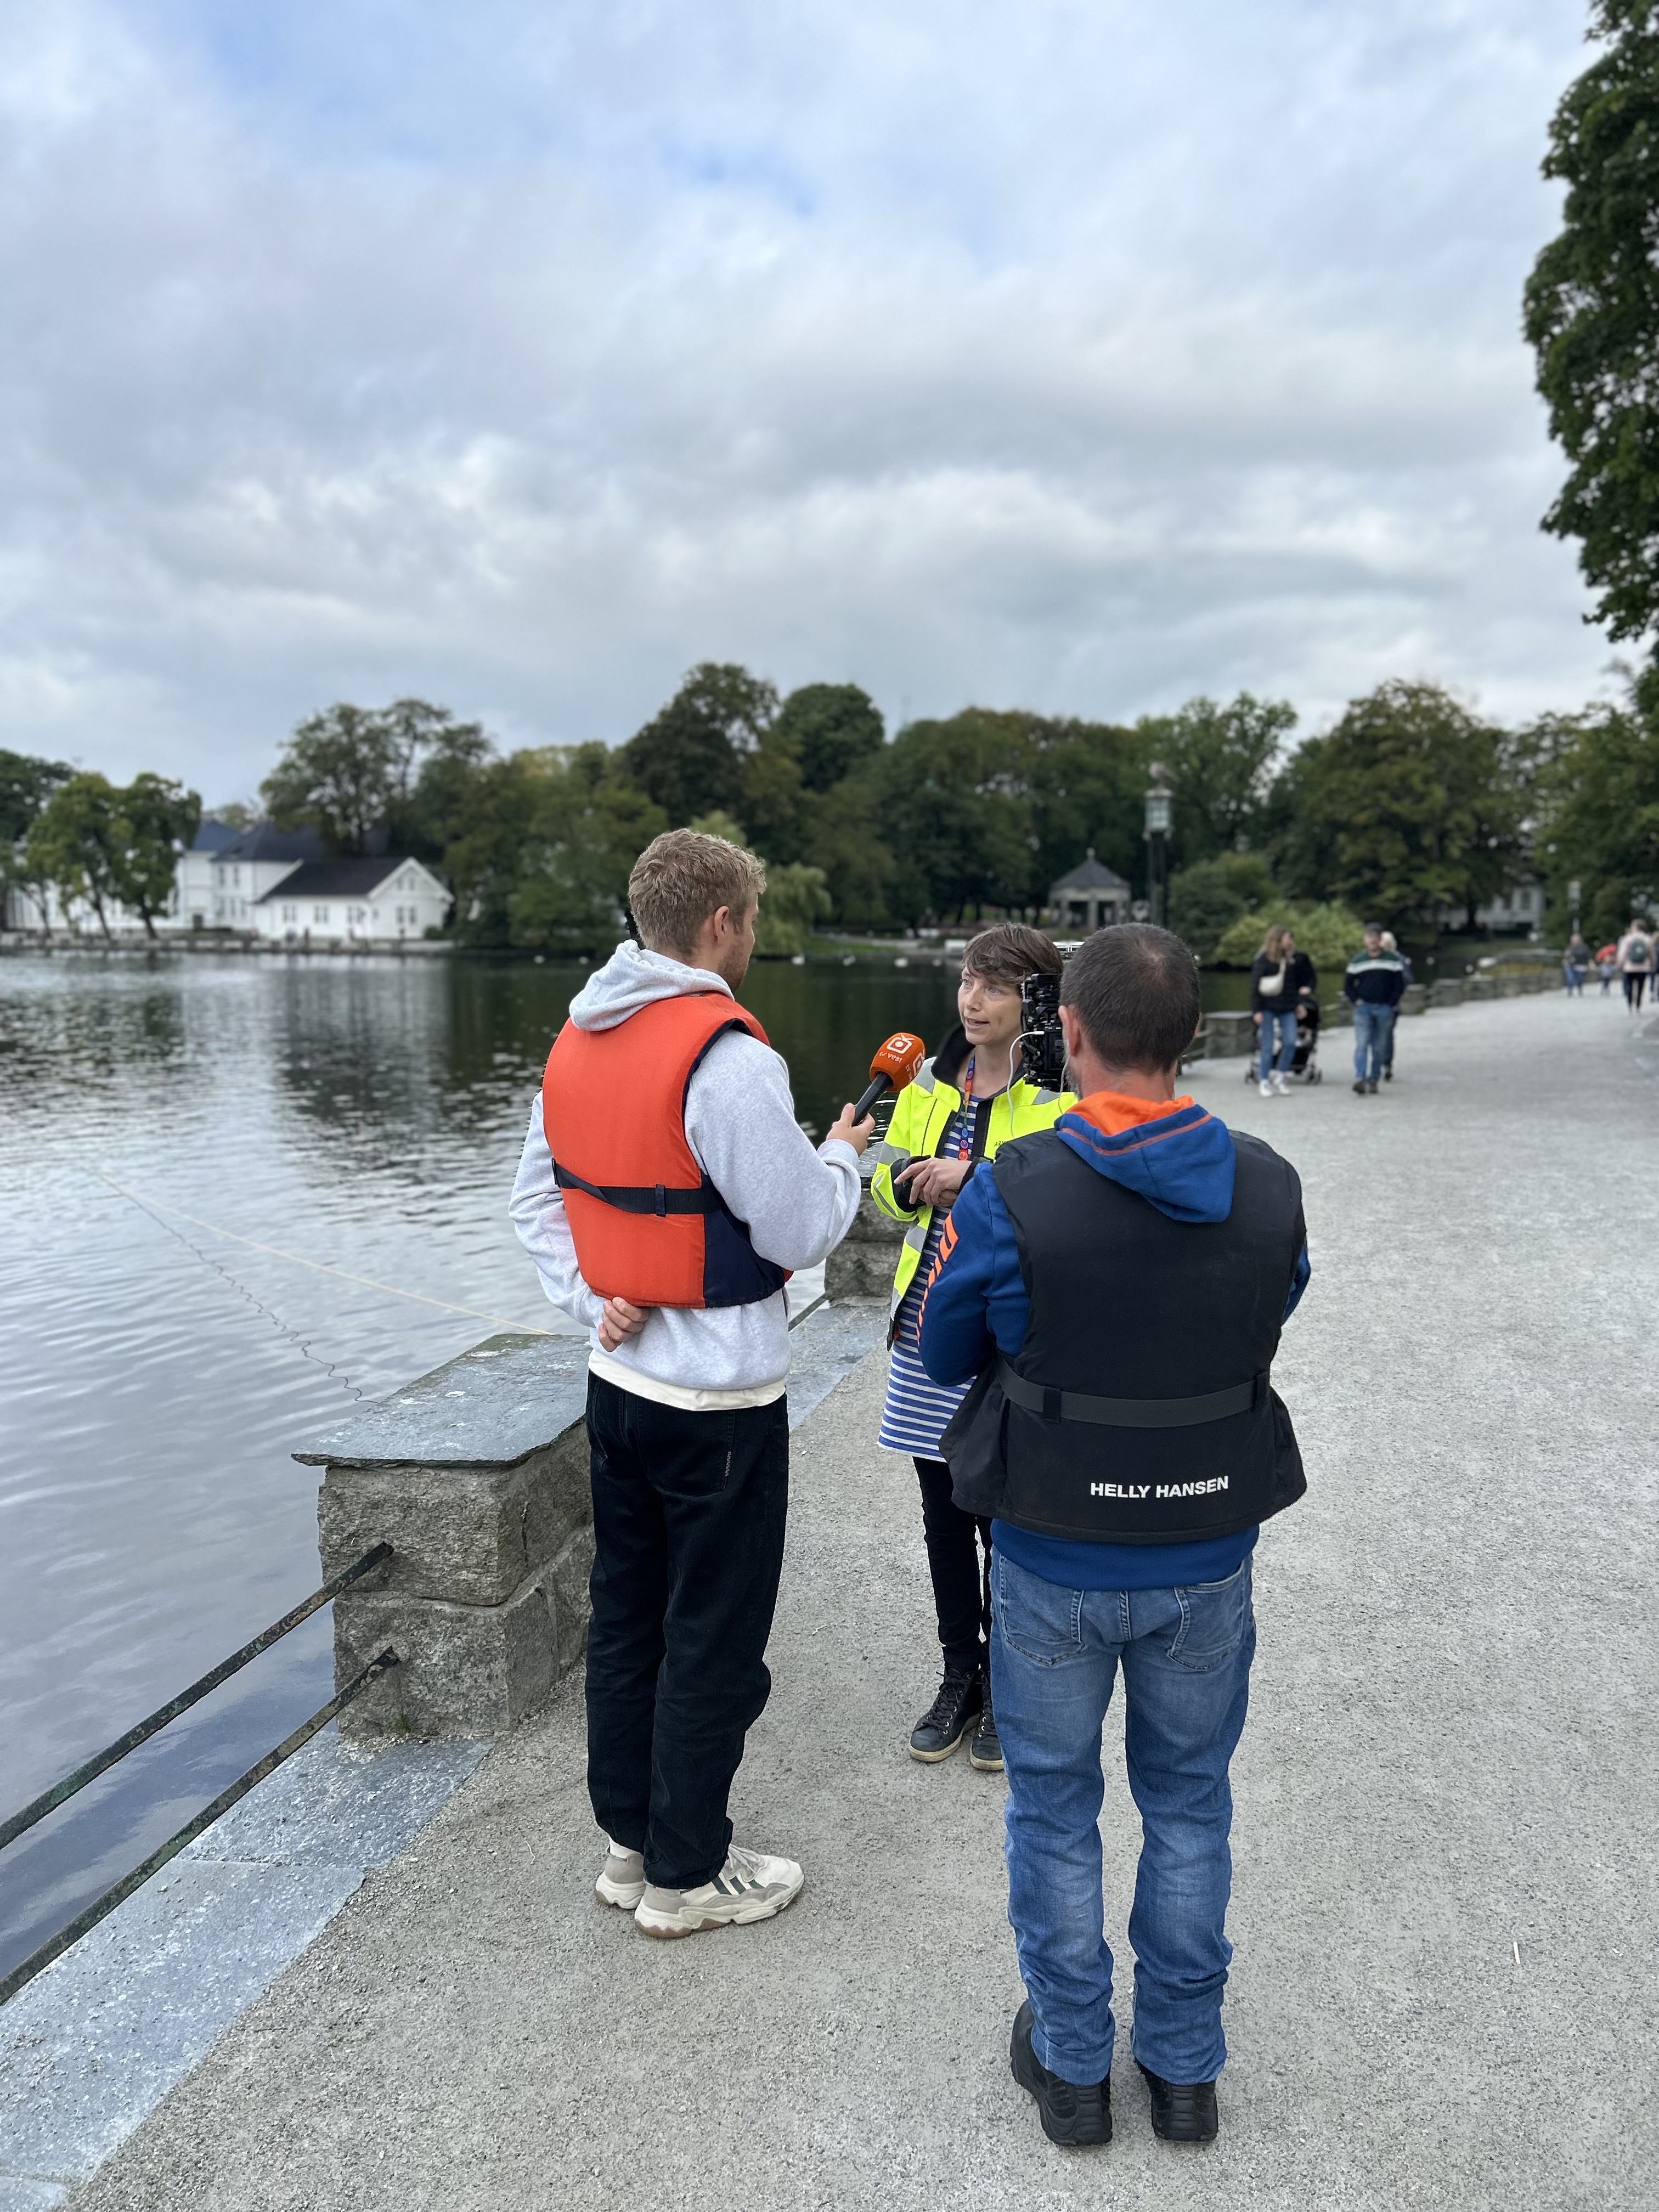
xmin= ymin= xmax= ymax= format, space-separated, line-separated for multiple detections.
xmin=909 ymin=1666 xmax=981 ymax=1762
xmin=1367 ymin=1077 xmax=1379 ymax=1093
xmin=1136 ymin=2060 xmax=1218 ymax=2143
xmin=1011 ymin=2001 xmax=1111 ymax=2147
xmin=1352 ymin=1080 xmax=1367 ymax=1094
xmin=968 ymin=1675 xmax=1003 ymax=1772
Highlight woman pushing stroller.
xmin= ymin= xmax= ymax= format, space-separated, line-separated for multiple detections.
xmin=1251 ymin=924 xmax=1317 ymax=1096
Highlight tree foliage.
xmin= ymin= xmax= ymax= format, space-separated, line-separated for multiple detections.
xmin=0 ymin=748 xmax=73 ymax=924
xmin=26 ymin=773 xmax=128 ymax=939
xmin=1269 ymin=681 xmax=1523 ymax=926
xmin=622 ymin=663 xmax=778 ymax=827
xmin=1525 ymin=1 xmax=1659 ymax=641
xmin=262 ymin=699 xmax=481 ymax=855
xmin=1533 ymin=668 xmax=1659 ymax=939
xmin=113 ymin=774 xmax=201 ymax=938
xmin=1167 ymin=854 xmax=1277 ymax=961
xmin=1210 ymin=900 xmax=1368 ymax=975
xmin=1136 ymin=693 xmax=1296 ymax=864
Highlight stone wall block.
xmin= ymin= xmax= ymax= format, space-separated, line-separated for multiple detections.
xmin=1430 ymin=980 xmax=1465 ymax=1007
xmin=333 ymin=1571 xmax=559 ymax=1740
xmin=317 ymin=1425 xmax=590 ymax=1607
xmin=1401 ymin=984 xmax=1429 ymax=1016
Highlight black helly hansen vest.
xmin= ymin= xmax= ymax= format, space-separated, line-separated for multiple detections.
xmin=941 ymin=1126 xmax=1307 ymax=1542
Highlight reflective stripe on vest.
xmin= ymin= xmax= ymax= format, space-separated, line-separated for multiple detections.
xmin=542 ymin=994 xmax=788 ymax=1310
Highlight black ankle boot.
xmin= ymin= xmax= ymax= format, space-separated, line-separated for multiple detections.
xmin=1011 ymin=2002 xmax=1111 ymax=2146
xmin=1136 ymin=2060 xmax=1218 ymax=2143
xmin=908 ymin=1666 xmax=982 ymax=1762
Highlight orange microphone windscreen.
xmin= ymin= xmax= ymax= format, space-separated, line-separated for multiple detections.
xmin=870 ymin=1032 xmax=926 ymax=1087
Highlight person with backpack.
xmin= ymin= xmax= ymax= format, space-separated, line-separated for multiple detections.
xmin=1617 ymin=920 xmax=1654 ymax=1013
xmin=1249 ymin=925 xmax=1316 ymax=1098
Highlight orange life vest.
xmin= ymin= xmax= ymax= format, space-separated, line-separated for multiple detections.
xmin=542 ymin=992 xmax=789 ymax=1310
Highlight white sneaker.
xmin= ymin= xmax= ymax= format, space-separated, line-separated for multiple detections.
xmin=633 ymin=1843 xmax=804 ymax=1940
xmin=1271 ymin=1071 xmax=1289 ymax=1094
xmin=595 ymin=1838 xmax=646 ymax=1911
xmin=1258 ymin=1078 xmax=1273 ymax=1098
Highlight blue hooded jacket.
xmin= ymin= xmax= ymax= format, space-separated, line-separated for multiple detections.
xmin=917 ymin=1097 xmax=1310 ymax=1591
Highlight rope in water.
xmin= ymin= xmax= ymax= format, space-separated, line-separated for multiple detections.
xmin=0 ymin=1648 xmax=401 ymax=2011
xmin=97 ymin=1176 xmax=556 ymax=1336
xmin=0 ymin=1544 xmax=394 ymax=1857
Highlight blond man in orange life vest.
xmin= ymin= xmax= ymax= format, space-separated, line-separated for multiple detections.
xmin=510 ymin=830 xmax=873 ymax=1939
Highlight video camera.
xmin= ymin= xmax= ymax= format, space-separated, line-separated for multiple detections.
xmin=1018 ymin=955 xmax=1073 ymax=1090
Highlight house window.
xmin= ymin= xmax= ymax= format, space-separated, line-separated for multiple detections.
xmin=281 ymin=904 xmax=297 ymax=923
xmin=348 ymin=904 xmax=367 ymax=924
xmin=313 ymin=905 xmax=330 ymax=924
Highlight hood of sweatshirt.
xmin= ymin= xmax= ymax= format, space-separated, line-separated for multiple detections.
xmin=1053 ymin=1090 xmax=1237 ymax=1224
xmin=565 ymin=938 xmax=735 ymax=1032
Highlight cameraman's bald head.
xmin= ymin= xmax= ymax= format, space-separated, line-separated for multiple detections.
xmin=1058 ymin=924 xmax=1202 ymax=1095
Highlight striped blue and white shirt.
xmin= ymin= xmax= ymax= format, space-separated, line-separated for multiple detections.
xmin=877 ymin=1101 xmax=977 ymax=1459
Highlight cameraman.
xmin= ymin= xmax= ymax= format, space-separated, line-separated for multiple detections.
xmin=870 ymin=924 xmax=1073 ymax=1774
xmin=917 ymin=924 xmax=1310 ymax=2151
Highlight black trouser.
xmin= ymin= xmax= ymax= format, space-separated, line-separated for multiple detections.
xmin=1624 ymin=971 xmax=1648 ymax=1010
xmin=915 ymin=1457 xmax=992 ymax=1678
xmin=584 ymin=1375 xmax=789 ymax=1891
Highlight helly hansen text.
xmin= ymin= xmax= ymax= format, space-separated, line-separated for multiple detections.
xmin=1088 ymin=1478 xmax=1231 ymax=1499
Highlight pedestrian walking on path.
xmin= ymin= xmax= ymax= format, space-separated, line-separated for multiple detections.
xmin=1564 ymin=932 xmax=1590 ymax=994
xmin=1616 ymin=919 xmax=1654 ymax=1013
xmin=1344 ymin=925 xmax=1406 ymax=1092
xmin=918 ymin=924 xmax=1310 ymax=2154
xmin=511 ymin=830 xmax=871 ymax=1941
xmin=1249 ymin=924 xmax=1315 ymax=1097
xmin=869 ymin=924 xmax=1071 ymax=1774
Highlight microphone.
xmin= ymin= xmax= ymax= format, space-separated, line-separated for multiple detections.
xmin=853 ymin=1032 xmax=926 ymax=1120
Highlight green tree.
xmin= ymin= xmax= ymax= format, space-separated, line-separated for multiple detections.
xmin=773 ymin=683 xmax=885 ymax=792
xmin=1022 ymin=714 xmax=1150 ymax=900
xmin=798 ymin=778 xmax=896 ymax=924
xmin=114 ymin=774 xmax=201 ymax=939
xmin=1167 ymin=854 xmax=1278 ymax=962
xmin=504 ymin=746 xmax=667 ymax=952
xmin=0 ymin=748 xmax=73 ymax=927
xmin=1137 ymin=693 xmax=1297 ymax=865
xmin=26 ymin=772 xmax=127 ymax=939
xmin=622 ymin=663 xmax=778 ymax=827
xmin=874 ymin=711 xmax=1036 ymax=923
xmin=1534 ymin=672 xmax=1659 ymax=940
xmin=263 ymin=699 xmax=479 ymax=854
xmin=753 ymin=862 xmax=832 ymax=954
xmin=1525 ymin=2 xmax=1659 ymax=642
xmin=1270 ymin=681 xmax=1522 ymax=927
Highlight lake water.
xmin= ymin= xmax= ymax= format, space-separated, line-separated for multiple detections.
xmin=0 ymin=948 xmax=969 ymax=1980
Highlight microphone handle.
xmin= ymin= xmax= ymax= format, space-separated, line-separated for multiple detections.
xmin=853 ymin=1073 xmax=893 ymax=1120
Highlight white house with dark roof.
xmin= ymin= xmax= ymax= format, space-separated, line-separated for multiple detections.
xmin=251 ymin=855 xmax=451 ymax=944
xmin=175 ymin=821 xmax=324 ymax=930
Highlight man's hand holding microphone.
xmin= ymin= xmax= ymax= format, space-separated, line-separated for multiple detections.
xmin=597 ymin=1033 xmax=921 ymax=1351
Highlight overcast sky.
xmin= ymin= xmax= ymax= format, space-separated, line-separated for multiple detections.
xmin=0 ymin=0 xmax=1617 ymax=801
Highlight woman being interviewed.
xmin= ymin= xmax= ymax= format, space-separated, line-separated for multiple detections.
xmin=870 ymin=923 xmax=1073 ymax=1775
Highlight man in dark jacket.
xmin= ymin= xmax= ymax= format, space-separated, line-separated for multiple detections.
xmin=917 ymin=924 xmax=1309 ymax=2152
xmin=1343 ymin=924 xmax=1407 ymax=1094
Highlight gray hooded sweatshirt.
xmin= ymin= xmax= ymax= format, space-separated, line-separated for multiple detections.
xmin=509 ymin=939 xmax=862 ymax=1409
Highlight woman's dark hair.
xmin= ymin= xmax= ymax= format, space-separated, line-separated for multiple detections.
xmin=961 ymin=923 xmax=1063 ymax=988
xmin=1059 ymin=923 xmax=1200 ymax=1074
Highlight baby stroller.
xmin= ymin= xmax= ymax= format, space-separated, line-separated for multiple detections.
xmin=1243 ymin=996 xmax=1323 ymax=1085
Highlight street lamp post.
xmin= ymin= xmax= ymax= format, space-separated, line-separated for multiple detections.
xmin=1143 ymin=763 xmax=1172 ymax=928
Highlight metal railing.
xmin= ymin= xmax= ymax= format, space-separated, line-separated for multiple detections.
xmin=0 ymin=1544 xmax=398 ymax=2009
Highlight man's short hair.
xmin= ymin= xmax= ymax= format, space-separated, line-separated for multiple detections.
xmin=628 ymin=830 xmax=767 ymax=955
xmin=1059 ymin=924 xmax=1200 ymax=1074
xmin=962 ymin=922 xmax=1063 ymax=989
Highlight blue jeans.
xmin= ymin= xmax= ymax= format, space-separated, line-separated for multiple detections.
xmin=1257 ymin=1007 xmax=1297 ymax=1080
xmin=1352 ymin=1001 xmax=1395 ymax=1081
xmin=991 ymin=1550 xmax=1255 ymax=2089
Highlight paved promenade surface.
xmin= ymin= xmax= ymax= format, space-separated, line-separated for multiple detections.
xmin=69 ymin=992 xmax=1659 ymax=2211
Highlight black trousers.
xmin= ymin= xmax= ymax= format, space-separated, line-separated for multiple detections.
xmin=584 ymin=1375 xmax=789 ymax=1891
xmin=915 ymin=1457 xmax=992 ymax=1677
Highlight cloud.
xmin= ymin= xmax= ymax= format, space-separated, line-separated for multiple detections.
xmin=0 ymin=0 xmax=1616 ymax=797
